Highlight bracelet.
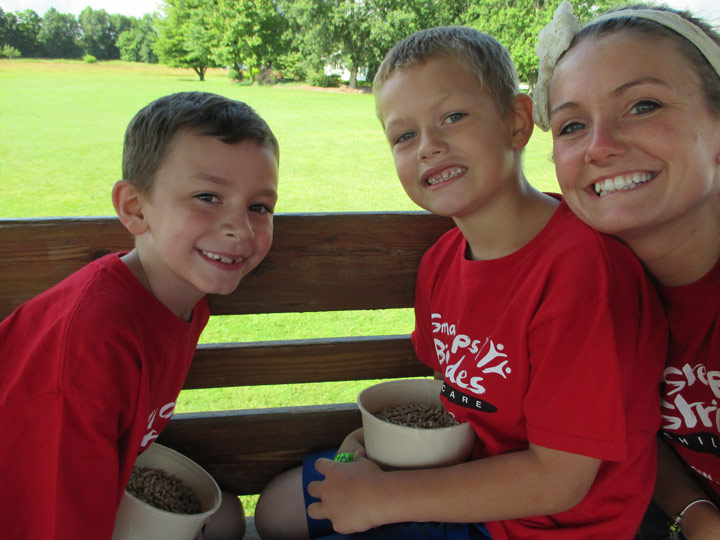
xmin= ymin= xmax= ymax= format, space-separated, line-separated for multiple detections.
xmin=333 ymin=452 xmax=355 ymax=463
xmin=669 ymin=498 xmax=719 ymax=540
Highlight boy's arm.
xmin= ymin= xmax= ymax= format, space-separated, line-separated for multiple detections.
xmin=308 ymin=441 xmax=600 ymax=534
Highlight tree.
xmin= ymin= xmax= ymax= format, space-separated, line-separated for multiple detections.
xmin=280 ymin=0 xmax=474 ymax=88
xmin=6 ymin=9 xmax=43 ymax=57
xmin=212 ymin=0 xmax=286 ymax=83
xmin=117 ymin=14 xmax=158 ymax=63
xmin=281 ymin=0 xmax=382 ymax=88
xmin=38 ymin=8 xmax=82 ymax=58
xmin=155 ymin=0 xmax=220 ymax=80
xmin=464 ymin=0 xmax=615 ymax=91
xmin=78 ymin=7 xmax=129 ymax=60
xmin=0 ymin=8 xmax=10 ymax=47
xmin=363 ymin=0 xmax=472 ymax=84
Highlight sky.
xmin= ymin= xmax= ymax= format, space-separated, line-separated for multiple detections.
xmin=0 ymin=0 xmax=718 ymax=23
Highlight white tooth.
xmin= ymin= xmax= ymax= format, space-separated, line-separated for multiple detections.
xmin=595 ymin=172 xmax=653 ymax=196
xmin=633 ymin=173 xmax=649 ymax=185
xmin=202 ymin=250 xmax=236 ymax=264
xmin=428 ymin=167 xmax=465 ymax=185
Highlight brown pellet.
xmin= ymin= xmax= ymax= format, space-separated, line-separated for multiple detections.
xmin=374 ymin=402 xmax=458 ymax=428
xmin=127 ymin=466 xmax=202 ymax=514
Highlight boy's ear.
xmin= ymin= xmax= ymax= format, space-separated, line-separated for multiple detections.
xmin=509 ymin=93 xmax=534 ymax=150
xmin=112 ymin=180 xmax=149 ymax=236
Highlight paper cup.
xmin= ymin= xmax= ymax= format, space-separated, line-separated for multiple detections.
xmin=357 ymin=378 xmax=475 ymax=469
xmin=112 ymin=443 xmax=222 ymax=540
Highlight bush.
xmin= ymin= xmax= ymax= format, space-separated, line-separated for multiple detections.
xmin=256 ymin=67 xmax=278 ymax=86
xmin=227 ymin=68 xmax=244 ymax=82
xmin=274 ymin=52 xmax=305 ymax=81
xmin=0 ymin=45 xmax=21 ymax=59
xmin=83 ymin=54 xmax=97 ymax=63
xmin=306 ymin=72 xmax=340 ymax=88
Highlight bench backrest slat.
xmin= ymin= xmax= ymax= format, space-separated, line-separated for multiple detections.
xmin=159 ymin=405 xmax=363 ymax=495
xmin=0 ymin=213 xmax=454 ymax=320
xmin=188 ymin=336 xmax=432 ymax=389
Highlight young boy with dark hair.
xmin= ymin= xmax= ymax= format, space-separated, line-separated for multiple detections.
xmin=0 ymin=91 xmax=279 ymax=539
xmin=254 ymin=27 xmax=666 ymax=540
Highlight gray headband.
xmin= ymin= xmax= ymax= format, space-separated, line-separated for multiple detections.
xmin=532 ymin=1 xmax=720 ymax=131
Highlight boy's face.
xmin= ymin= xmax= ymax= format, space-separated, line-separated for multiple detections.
xmin=136 ymin=130 xmax=278 ymax=312
xmin=376 ymin=57 xmax=522 ymax=221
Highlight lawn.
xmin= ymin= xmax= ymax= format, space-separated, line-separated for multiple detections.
xmin=1 ymin=59 xmax=559 ymax=508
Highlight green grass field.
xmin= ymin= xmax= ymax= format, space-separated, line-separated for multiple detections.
xmin=1 ymin=59 xmax=559 ymax=508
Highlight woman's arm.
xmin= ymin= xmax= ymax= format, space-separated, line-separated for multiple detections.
xmin=654 ymin=438 xmax=720 ymax=540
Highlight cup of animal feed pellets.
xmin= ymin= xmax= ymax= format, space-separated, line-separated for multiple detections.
xmin=112 ymin=442 xmax=222 ymax=540
xmin=357 ymin=378 xmax=475 ymax=470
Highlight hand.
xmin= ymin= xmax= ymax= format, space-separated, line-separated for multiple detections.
xmin=682 ymin=501 xmax=720 ymax=540
xmin=336 ymin=428 xmax=365 ymax=456
xmin=306 ymin=456 xmax=384 ymax=534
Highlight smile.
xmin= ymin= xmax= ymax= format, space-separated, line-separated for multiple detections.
xmin=427 ymin=167 xmax=467 ymax=186
xmin=594 ymin=172 xmax=654 ymax=197
xmin=200 ymin=249 xmax=242 ymax=265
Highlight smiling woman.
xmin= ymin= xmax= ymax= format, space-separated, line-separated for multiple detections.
xmin=536 ymin=2 xmax=720 ymax=538
xmin=548 ymin=31 xmax=719 ymax=262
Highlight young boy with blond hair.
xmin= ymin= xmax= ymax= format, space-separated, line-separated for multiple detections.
xmin=0 ymin=91 xmax=279 ymax=538
xmin=254 ymin=27 xmax=666 ymax=539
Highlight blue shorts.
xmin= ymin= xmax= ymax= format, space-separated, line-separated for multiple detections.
xmin=302 ymin=450 xmax=492 ymax=540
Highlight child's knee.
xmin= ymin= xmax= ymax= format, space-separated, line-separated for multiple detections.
xmin=255 ymin=467 xmax=309 ymax=540
xmin=202 ymin=490 xmax=246 ymax=540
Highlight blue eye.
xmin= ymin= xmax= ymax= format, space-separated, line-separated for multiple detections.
xmin=395 ymin=131 xmax=415 ymax=144
xmin=629 ymin=100 xmax=660 ymax=115
xmin=444 ymin=112 xmax=466 ymax=124
xmin=195 ymin=193 xmax=219 ymax=203
xmin=558 ymin=121 xmax=586 ymax=136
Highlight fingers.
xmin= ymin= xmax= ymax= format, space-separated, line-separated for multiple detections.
xmin=307 ymin=500 xmax=325 ymax=520
xmin=313 ymin=457 xmax=333 ymax=476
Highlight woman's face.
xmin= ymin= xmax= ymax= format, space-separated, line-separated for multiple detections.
xmin=549 ymin=31 xmax=720 ymax=244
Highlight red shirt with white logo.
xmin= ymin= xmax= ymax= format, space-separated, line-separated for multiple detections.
xmin=660 ymin=257 xmax=720 ymax=500
xmin=412 ymin=201 xmax=666 ymax=539
xmin=0 ymin=254 xmax=209 ymax=539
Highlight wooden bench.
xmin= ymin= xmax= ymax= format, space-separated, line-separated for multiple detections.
xmin=0 ymin=212 xmax=454 ymax=536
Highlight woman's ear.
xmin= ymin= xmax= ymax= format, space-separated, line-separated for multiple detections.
xmin=112 ymin=180 xmax=149 ymax=236
xmin=510 ymin=93 xmax=534 ymax=150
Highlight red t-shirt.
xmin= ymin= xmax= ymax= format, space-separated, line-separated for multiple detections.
xmin=412 ymin=201 xmax=666 ymax=539
xmin=660 ymin=256 xmax=720 ymax=500
xmin=0 ymin=254 xmax=209 ymax=539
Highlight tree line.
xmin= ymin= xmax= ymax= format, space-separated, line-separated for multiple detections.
xmin=0 ymin=0 xmax=614 ymax=87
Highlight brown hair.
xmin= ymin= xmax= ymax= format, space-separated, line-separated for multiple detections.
xmin=566 ymin=4 xmax=720 ymax=115
xmin=373 ymin=26 xmax=520 ymax=120
xmin=122 ymin=91 xmax=279 ymax=195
